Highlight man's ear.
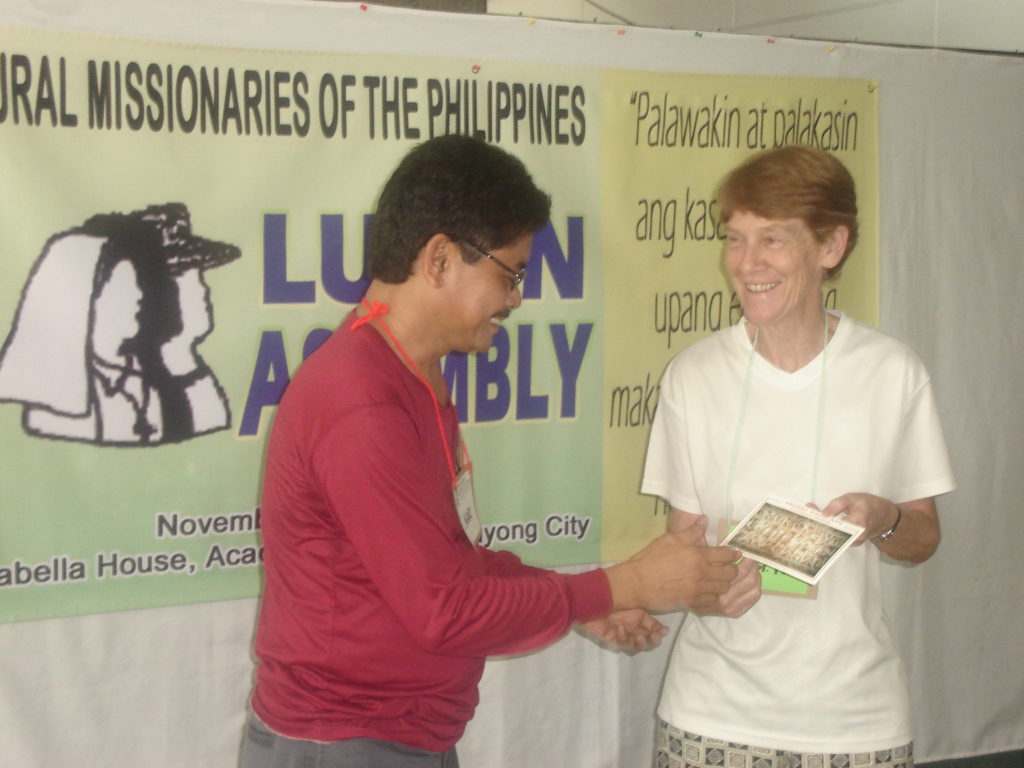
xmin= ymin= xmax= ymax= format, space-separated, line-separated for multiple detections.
xmin=419 ymin=233 xmax=455 ymax=288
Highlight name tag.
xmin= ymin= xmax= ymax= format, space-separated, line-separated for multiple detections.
xmin=454 ymin=468 xmax=481 ymax=545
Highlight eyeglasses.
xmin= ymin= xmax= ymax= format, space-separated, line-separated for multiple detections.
xmin=449 ymin=234 xmax=527 ymax=288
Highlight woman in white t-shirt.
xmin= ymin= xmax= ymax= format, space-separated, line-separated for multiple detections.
xmin=642 ymin=145 xmax=956 ymax=768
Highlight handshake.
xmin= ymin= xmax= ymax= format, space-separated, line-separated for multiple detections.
xmin=581 ymin=514 xmax=762 ymax=652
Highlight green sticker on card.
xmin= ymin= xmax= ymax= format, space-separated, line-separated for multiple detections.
xmin=759 ymin=564 xmax=817 ymax=599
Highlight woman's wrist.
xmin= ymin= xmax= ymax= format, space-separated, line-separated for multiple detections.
xmin=874 ymin=504 xmax=902 ymax=543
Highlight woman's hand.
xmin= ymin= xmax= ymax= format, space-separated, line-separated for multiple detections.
xmin=820 ymin=493 xmax=940 ymax=563
xmin=820 ymin=493 xmax=898 ymax=544
xmin=713 ymin=557 xmax=762 ymax=618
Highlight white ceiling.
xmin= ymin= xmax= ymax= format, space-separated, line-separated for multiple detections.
xmin=487 ymin=0 xmax=1024 ymax=54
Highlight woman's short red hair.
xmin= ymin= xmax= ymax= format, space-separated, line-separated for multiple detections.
xmin=718 ymin=145 xmax=859 ymax=280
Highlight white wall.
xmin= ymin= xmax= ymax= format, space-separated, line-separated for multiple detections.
xmin=488 ymin=0 xmax=1024 ymax=54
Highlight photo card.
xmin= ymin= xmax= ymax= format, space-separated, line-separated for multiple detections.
xmin=722 ymin=496 xmax=865 ymax=585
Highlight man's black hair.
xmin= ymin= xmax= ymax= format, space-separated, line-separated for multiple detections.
xmin=367 ymin=135 xmax=552 ymax=283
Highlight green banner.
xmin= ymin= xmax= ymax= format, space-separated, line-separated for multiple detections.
xmin=0 ymin=25 xmax=877 ymax=622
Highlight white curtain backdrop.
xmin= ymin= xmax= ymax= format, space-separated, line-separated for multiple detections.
xmin=1 ymin=1 xmax=1021 ymax=765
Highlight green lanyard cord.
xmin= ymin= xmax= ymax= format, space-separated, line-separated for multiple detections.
xmin=724 ymin=308 xmax=830 ymax=527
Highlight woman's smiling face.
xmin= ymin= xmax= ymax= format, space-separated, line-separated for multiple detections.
xmin=724 ymin=210 xmax=841 ymax=334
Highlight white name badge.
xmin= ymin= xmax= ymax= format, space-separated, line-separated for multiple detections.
xmin=454 ymin=468 xmax=482 ymax=545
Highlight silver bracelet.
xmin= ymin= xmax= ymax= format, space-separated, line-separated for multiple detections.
xmin=874 ymin=506 xmax=903 ymax=542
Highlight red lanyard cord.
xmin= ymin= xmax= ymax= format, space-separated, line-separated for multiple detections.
xmin=352 ymin=299 xmax=467 ymax=488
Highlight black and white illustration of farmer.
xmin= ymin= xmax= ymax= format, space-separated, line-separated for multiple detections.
xmin=0 ymin=203 xmax=241 ymax=446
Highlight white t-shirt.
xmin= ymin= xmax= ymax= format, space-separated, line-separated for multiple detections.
xmin=642 ymin=312 xmax=956 ymax=753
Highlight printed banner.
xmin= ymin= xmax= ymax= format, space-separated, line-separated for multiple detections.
xmin=0 ymin=25 xmax=877 ymax=622
xmin=598 ymin=70 xmax=879 ymax=561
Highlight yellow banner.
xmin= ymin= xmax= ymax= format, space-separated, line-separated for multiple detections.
xmin=599 ymin=70 xmax=878 ymax=560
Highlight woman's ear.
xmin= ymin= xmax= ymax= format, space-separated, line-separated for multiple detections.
xmin=821 ymin=225 xmax=849 ymax=269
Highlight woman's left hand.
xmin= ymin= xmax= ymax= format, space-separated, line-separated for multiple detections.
xmin=819 ymin=493 xmax=941 ymax=563
xmin=820 ymin=492 xmax=898 ymax=544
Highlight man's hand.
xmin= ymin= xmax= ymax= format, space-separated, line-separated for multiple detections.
xmin=604 ymin=515 xmax=741 ymax=614
xmin=578 ymin=608 xmax=668 ymax=653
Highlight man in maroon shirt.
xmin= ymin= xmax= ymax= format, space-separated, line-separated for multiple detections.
xmin=241 ymin=135 xmax=759 ymax=768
